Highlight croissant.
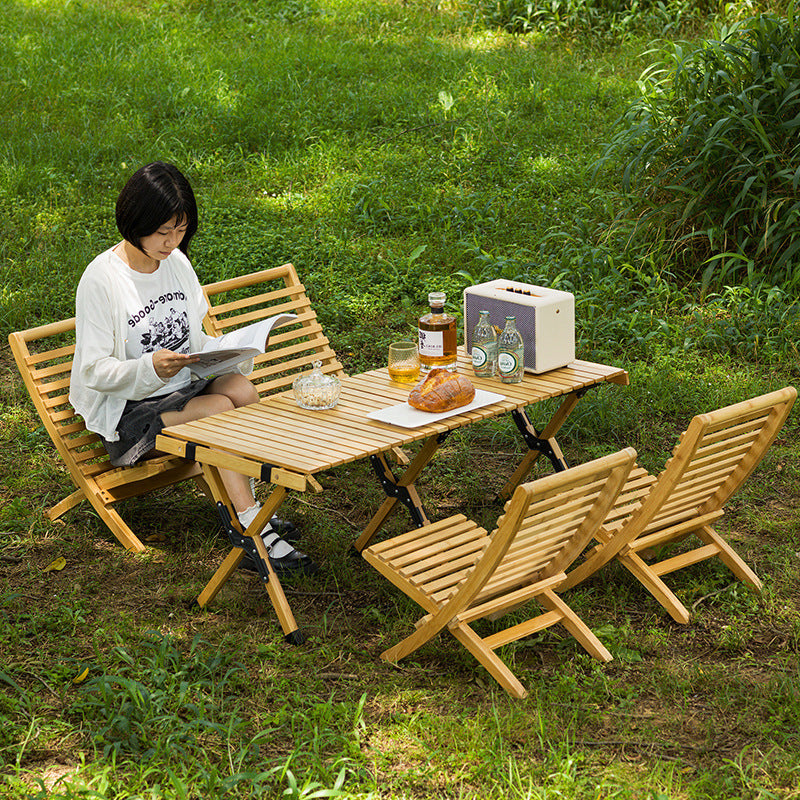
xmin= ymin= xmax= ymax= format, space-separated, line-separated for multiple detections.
xmin=408 ymin=368 xmax=476 ymax=413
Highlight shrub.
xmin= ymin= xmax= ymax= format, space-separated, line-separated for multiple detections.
xmin=597 ymin=7 xmax=800 ymax=289
xmin=469 ymin=0 xmax=696 ymax=39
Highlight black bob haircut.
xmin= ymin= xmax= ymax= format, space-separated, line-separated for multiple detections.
xmin=115 ymin=162 xmax=198 ymax=256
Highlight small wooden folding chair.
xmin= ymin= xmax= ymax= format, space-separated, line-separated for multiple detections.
xmin=363 ymin=448 xmax=638 ymax=698
xmin=559 ymin=387 xmax=797 ymax=623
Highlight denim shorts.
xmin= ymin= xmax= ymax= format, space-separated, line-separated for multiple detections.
xmin=100 ymin=379 xmax=213 ymax=467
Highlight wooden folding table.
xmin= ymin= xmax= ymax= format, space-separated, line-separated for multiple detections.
xmin=156 ymin=349 xmax=628 ymax=642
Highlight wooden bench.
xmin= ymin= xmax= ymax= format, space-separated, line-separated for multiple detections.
xmin=8 ymin=263 xmax=344 ymax=552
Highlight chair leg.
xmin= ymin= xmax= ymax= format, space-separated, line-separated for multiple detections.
xmin=450 ymin=623 xmax=528 ymax=699
xmin=47 ymin=488 xmax=86 ymax=521
xmin=558 ymin=542 xmax=620 ymax=593
xmin=83 ymin=492 xmax=146 ymax=552
xmin=697 ymin=525 xmax=763 ymax=592
xmin=537 ymin=589 xmax=612 ymax=662
xmin=618 ymin=551 xmax=691 ymax=624
xmin=380 ymin=609 xmax=455 ymax=664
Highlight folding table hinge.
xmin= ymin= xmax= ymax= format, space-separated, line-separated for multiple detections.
xmin=510 ymin=409 xmax=568 ymax=472
xmin=216 ymin=502 xmax=270 ymax=585
xmin=369 ymin=454 xmax=428 ymax=528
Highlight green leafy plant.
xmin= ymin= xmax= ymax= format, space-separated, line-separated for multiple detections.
xmin=470 ymin=0 xmax=698 ymax=40
xmin=597 ymin=7 xmax=800 ymax=289
xmin=70 ymin=633 xmax=248 ymax=761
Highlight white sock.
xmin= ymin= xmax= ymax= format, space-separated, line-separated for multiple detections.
xmin=261 ymin=530 xmax=295 ymax=559
xmin=238 ymin=503 xmax=295 ymax=559
xmin=237 ymin=503 xmax=262 ymax=530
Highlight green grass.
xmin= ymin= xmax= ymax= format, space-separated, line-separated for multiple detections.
xmin=2 ymin=0 xmax=800 ymax=798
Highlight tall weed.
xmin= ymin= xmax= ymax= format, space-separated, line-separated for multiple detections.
xmin=468 ymin=0 xmax=701 ymax=40
xmin=596 ymin=7 xmax=800 ymax=289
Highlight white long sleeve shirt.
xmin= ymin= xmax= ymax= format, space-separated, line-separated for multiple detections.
xmin=69 ymin=247 xmax=216 ymax=441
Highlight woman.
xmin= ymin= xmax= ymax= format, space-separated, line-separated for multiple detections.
xmin=70 ymin=162 xmax=316 ymax=576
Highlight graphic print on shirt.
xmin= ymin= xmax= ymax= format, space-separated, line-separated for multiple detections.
xmin=126 ymin=289 xmax=191 ymax=356
xmin=138 ymin=308 xmax=190 ymax=353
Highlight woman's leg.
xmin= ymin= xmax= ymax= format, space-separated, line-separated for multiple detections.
xmin=160 ymin=375 xmax=314 ymax=573
xmin=160 ymin=374 xmax=257 ymax=513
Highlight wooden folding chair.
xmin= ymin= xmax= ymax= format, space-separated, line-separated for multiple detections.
xmin=202 ymin=263 xmax=345 ymax=394
xmin=559 ymin=387 xmax=797 ymax=624
xmin=8 ymin=318 xmax=208 ymax=552
xmin=363 ymin=448 xmax=637 ymax=698
xmin=8 ymin=263 xmax=344 ymax=553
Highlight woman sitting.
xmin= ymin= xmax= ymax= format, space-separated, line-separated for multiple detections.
xmin=69 ymin=161 xmax=316 ymax=576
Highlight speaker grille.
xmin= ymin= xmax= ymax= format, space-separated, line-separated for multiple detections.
xmin=465 ymin=295 xmax=537 ymax=370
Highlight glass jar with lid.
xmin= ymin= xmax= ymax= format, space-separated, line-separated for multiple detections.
xmin=292 ymin=361 xmax=341 ymax=410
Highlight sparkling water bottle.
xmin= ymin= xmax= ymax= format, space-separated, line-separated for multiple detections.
xmin=471 ymin=310 xmax=497 ymax=378
xmin=498 ymin=316 xmax=524 ymax=384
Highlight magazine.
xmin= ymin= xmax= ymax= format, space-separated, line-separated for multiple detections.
xmin=188 ymin=313 xmax=297 ymax=378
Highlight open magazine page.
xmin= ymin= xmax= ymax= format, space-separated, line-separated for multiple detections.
xmin=188 ymin=313 xmax=297 ymax=378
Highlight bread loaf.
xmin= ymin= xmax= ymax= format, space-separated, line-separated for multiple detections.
xmin=408 ymin=368 xmax=475 ymax=413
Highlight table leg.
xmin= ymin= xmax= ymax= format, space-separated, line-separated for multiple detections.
xmin=499 ymin=390 xmax=585 ymax=499
xmin=353 ymin=433 xmax=448 ymax=553
xmin=194 ymin=464 xmax=304 ymax=644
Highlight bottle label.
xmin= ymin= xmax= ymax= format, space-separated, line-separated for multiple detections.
xmin=418 ymin=329 xmax=444 ymax=357
xmin=472 ymin=346 xmax=488 ymax=368
xmin=498 ymin=352 xmax=519 ymax=375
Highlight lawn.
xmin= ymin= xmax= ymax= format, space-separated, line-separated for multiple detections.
xmin=1 ymin=0 xmax=799 ymax=798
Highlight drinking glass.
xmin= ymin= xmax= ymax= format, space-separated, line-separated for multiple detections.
xmin=388 ymin=341 xmax=420 ymax=383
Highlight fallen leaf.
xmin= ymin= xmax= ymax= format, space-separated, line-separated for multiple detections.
xmin=73 ymin=667 xmax=89 ymax=684
xmin=43 ymin=556 xmax=66 ymax=573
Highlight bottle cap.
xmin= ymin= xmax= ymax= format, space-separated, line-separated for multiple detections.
xmin=428 ymin=291 xmax=446 ymax=308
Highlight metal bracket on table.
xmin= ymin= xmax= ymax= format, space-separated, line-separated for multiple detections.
xmin=182 ymin=442 xmax=277 ymax=486
xmin=216 ymin=502 xmax=270 ymax=586
xmin=260 ymin=462 xmax=278 ymax=483
xmin=369 ymin=455 xmax=427 ymax=528
xmin=510 ymin=408 xmax=569 ymax=472
xmin=369 ymin=431 xmax=450 ymax=528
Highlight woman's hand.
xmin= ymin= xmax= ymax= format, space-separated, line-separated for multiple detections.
xmin=152 ymin=349 xmax=199 ymax=379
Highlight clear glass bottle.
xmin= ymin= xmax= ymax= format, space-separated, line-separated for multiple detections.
xmin=418 ymin=291 xmax=457 ymax=373
xmin=498 ymin=316 xmax=525 ymax=383
xmin=471 ymin=309 xmax=497 ymax=378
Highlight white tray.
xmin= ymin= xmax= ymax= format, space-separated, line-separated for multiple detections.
xmin=366 ymin=389 xmax=506 ymax=429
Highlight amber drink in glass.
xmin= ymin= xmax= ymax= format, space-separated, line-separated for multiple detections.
xmin=388 ymin=341 xmax=421 ymax=383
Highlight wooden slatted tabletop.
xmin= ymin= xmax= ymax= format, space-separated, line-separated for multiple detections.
xmin=156 ymin=350 xmax=628 ymax=478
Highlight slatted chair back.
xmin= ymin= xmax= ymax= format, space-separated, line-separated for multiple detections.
xmin=202 ymin=263 xmax=345 ymax=396
xmin=560 ymin=387 xmax=797 ymax=622
xmin=8 ymin=319 xmax=204 ymax=552
xmin=364 ymin=448 xmax=637 ymax=698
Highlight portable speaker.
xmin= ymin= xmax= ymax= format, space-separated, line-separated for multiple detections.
xmin=463 ymin=279 xmax=575 ymax=374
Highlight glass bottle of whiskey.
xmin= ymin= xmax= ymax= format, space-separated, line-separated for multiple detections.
xmin=418 ymin=291 xmax=457 ymax=373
